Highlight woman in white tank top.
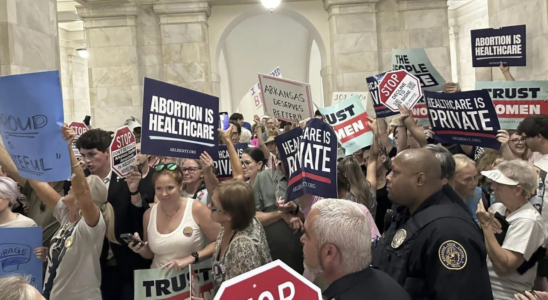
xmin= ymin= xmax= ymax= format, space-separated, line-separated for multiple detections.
xmin=129 ymin=163 xmax=221 ymax=271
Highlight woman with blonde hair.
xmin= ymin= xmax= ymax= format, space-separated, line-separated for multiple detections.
xmin=26 ymin=125 xmax=116 ymax=300
xmin=449 ymin=154 xmax=480 ymax=220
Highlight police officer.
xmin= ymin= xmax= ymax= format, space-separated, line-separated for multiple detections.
xmin=372 ymin=149 xmax=493 ymax=300
xmin=302 ymin=199 xmax=410 ymax=300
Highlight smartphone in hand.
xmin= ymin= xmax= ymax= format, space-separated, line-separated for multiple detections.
xmin=120 ymin=233 xmax=145 ymax=246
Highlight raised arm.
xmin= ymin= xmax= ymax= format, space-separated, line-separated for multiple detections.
xmin=219 ymin=126 xmax=244 ymax=181
xmin=395 ymin=113 xmax=408 ymax=153
xmin=497 ymin=130 xmax=515 ymax=160
xmin=400 ymin=105 xmax=427 ymax=147
xmin=377 ymin=118 xmax=394 ymax=155
xmin=255 ymin=119 xmax=270 ymax=160
xmin=200 ymin=151 xmax=219 ymax=196
xmin=0 ymin=142 xmax=27 ymax=187
xmin=500 ymin=62 xmax=515 ymax=81
xmin=366 ymin=118 xmax=379 ymax=188
xmin=63 ymin=124 xmax=100 ymax=227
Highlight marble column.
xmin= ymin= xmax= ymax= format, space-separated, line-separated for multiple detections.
xmin=488 ymin=0 xmax=548 ymax=81
xmin=396 ymin=0 xmax=452 ymax=85
xmin=0 ymin=0 xmax=60 ymax=75
xmin=323 ymin=0 xmax=380 ymax=101
xmin=77 ymin=2 xmax=142 ymax=132
xmin=153 ymin=1 xmax=212 ymax=94
xmin=321 ymin=66 xmax=334 ymax=107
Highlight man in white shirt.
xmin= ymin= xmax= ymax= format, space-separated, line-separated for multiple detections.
xmin=477 ymin=161 xmax=547 ymax=300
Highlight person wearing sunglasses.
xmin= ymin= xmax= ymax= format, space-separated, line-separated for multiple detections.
xmin=26 ymin=125 xmax=117 ymax=300
xmin=128 ymin=162 xmax=221 ymax=273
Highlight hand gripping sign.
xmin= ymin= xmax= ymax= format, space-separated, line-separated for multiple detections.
xmin=109 ymin=126 xmax=137 ymax=178
xmin=379 ymin=70 xmax=423 ymax=112
xmin=214 ymin=260 xmax=322 ymax=300
xmin=68 ymin=122 xmax=88 ymax=157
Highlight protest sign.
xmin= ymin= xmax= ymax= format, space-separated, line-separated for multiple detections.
xmin=379 ymin=70 xmax=423 ymax=112
xmin=213 ymin=143 xmax=247 ymax=180
xmin=134 ymin=258 xmax=213 ymax=300
xmin=215 ymin=260 xmax=322 ymax=300
xmin=476 ymin=81 xmax=548 ymax=129
xmin=331 ymin=92 xmax=368 ymax=109
xmin=258 ymin=74 xmax=314 ymax=122
xmin=0 ymin=71 xmax=70 ymax=182
xmin=110 ymin=126 xmax=136 ymax=178
xmin=248 ymin=67 xmax=282 ymax=109
xmin=142 ymin=78 xmax=219 ymax=160
xmin=367 ymin=72 xmax=398 ymax=119
xmin=392 ymin=48 xmax=446 ymax=92
xmin=274 ymin=119 xmax=337 ymax=202
xmin=68 ymin=122 xmax=88 ymax=157
xmin=319 ymin=95 xmax=373 ymax=155
xmin=425 ymin=90 xmax=501 ymax=149
xmin=0 ymin=227 xmax=43 ymax=292
xmin=471 ymin=25 xmax=526 ymax=67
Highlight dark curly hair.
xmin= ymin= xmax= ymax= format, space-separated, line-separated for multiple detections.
xmin=76 ymin=129 xmax=112 ymax=152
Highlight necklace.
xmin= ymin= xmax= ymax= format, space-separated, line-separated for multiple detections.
xmin=161 ymin=199 xmax=183 ymax=220
xmin=377 ymin=176 xmax=386 ymax=189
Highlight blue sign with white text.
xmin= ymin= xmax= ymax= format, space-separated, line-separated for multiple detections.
xmin=275 ymin=119 xmax=337 ymax=202
xmin=0 ymin=227 xmax=43 ymax=292
xmin=0 ymin=71 xmax=70 ymax=181
xmin=141 ymin=78 xmax=219 ymax=160
xmin=425 ymin=90 xmax=501 ymax=149
xmin=213 ymin=143 xmax=247 ymax=179
xmin=471 ymin=25 xmax=526 ymax=67
xmin=367 ymin=72 xmax=398 ymax=118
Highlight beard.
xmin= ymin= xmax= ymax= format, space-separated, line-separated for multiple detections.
xmin=303 ymin=259 xmax=324 ymax=275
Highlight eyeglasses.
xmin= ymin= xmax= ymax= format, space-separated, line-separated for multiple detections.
xmin=209 ymin=202 xmax=227 ymax=213
xmin=155 ymin=164 xmax=179 ymax=172
xmin=181 ymin=167 xmax=201 ymax=174
xmin=510 ymin=138 xmax=526 ymax=144
xmin=241 ymin=160 xmax=255 ymax=167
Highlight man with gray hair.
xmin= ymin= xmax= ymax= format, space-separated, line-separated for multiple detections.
xmin=0 ymin=275 xmax=45 ymax=300
xmin=301 ymin=199 xmax=410 ymax=300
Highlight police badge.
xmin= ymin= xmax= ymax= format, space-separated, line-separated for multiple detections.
xmin=439 ymin=240 xmax=467 ymax=270
xmin=391 ymin=229 xmax=407 ymax=248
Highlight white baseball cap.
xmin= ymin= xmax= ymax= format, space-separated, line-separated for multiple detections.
xmin=481 ymin=169 xmax=519 ymax=186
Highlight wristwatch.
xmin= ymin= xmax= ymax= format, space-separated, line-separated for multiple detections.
xmin=191 ymin=251 xmax=200 ymax=263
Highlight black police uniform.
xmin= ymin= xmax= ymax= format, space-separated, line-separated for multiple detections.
xmin=322 ymin=267 xmax=411 ymax=300
xmin=372 ymin=189 xmax=493 ymax=300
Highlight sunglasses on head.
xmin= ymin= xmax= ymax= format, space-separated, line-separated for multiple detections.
xmin=155 ymin=164 xmax=179 ymax=172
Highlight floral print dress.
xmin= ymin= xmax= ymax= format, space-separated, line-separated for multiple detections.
xmin=212 ymin=217 xmax=272 ymax=295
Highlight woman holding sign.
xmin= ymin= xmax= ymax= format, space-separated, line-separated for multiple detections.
xmin=26 ymin=124 xmax=116 ymax=300
xmin=127 ymin=159 xmax=221 ymax=272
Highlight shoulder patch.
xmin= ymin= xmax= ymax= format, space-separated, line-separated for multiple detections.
xmin=438 ymin=240 xmax=467 ymax=270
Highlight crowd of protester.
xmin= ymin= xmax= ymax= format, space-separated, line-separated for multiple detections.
xmin=2 ymin=66 xmax=548 ymax=300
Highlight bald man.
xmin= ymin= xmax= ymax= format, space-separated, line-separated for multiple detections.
xmin=372 ymin=149 xmax=493 ymax=300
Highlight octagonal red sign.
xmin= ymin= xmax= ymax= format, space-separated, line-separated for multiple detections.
xmin=378 ymin=70 xmax=423 ymax=112
xmin=109 ymin=126 xmax=136 ymax=178
xmin=214 ymin=260 xmax=322 ymax=300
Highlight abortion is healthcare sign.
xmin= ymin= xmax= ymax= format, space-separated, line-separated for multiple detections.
xmin=476 ymin=81 xmax=548 ymax=129
xmin=425 ymin=90 xmax=501 ymax=149
xmin=142 ymin=78 xmax=219 ymax=160
xmin=274 ymin=119 xmax=337 ymax=202
xmin=319 ymin=95 xmax=373 ymax=155
xmin=471 ymin=25 xmax=526 ymax=67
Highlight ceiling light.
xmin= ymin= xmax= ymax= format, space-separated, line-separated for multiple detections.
xmin=261 ymin=0 xmax=281 ymax=12
xmin=77 ymin=47 xmax=88 ymax=59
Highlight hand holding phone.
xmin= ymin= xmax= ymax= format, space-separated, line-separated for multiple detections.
xmin=121 ymin=233 xmax=146 ymax=253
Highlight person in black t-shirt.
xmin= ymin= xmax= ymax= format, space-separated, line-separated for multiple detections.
xmin=136 ymin=142 xmax=155 ymax=204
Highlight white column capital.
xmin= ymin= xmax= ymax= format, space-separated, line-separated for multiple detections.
xmin=153 ymin=1 xmax=210 ymax=24
xmin=323 ymin=0 xmax=379 ymax=15
xmin=396 ymin=0 xmax=448 ymax=12
xmin=76 ymin=3 xmax=138 ymax=28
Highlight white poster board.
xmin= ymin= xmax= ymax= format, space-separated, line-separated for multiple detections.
xmin=258 ymin=74 xmax=314 ymax=122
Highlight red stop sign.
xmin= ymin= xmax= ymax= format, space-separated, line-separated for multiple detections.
xmin=378 ymin=70 xmax=422 ymax=112
xmin=214 ymin=260 xmax=322 ymax=300
xmin=68 ymin=122 xmax=88 ymax=156
xmin=109 ymin=126 xmax=136 ymax=178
